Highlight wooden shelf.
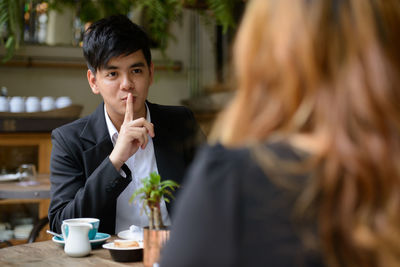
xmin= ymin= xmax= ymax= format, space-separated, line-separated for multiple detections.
xmin=0 ymin=133 xmax=52 ymax=173
xmin=0 ymin=45 xmax=183 ymax=71
xmin=0 ymin=134 xmax=52 ymax=245
xmin=0 ymin=175 xmax=51 ymax=245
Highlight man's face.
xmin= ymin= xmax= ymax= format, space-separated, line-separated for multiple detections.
xmin=88 ymin=50 xmax=153 ymax=126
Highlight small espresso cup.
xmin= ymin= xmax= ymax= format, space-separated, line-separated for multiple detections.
xmin=0 ymin=96 xmax=9 ymax=112
xmin=55 ymin=96 xmax=72 ymax=109
xmin=25 ymin=96 xmax=41 ymax=112
xmin=9 ymin=96 xmax=25 ymax=112
xmin=62 ymin=218 xmax=100 ymax=240
xmin=41 ymin=96 xmax=55 ymax=111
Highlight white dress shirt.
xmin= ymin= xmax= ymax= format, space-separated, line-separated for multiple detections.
xmin=104 ymin=104 xmax=171 ymax=233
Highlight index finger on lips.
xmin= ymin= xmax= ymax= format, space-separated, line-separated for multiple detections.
xmin=123 ymin=93 xmax=134 ymax=123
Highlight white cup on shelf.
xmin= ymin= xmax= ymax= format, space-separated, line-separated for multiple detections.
xmin=41 ymin=96 xmax=55 ymax=111
xmin=55 ymin=96 xmax=72 ymax=109
xmin=25 ymin=96 xmax=41 ymax=112
xmin=0 ymin=96 xmax=9 ymax=112
xmin=9 ymin=96 xmax=25 ymax=112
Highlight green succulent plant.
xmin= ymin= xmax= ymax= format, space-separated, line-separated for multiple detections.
xmin=129 ymin=172 xmax=179 ymax=230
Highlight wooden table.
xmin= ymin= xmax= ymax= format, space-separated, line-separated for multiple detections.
xmin=0 ymin=237 xmax=145 ymax=266
xmin=0 ymin=174 xmax=51 ymax=244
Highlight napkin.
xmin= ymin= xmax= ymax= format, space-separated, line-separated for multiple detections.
xmin=129 ymin=225 xmax=143 ymax=241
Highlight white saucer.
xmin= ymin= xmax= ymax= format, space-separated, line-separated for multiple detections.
xmin=117 ymin=230 xmax=143 ymax=241
xmin=0 ymin=173 xmax=20 ymax=182
xmin=52 ymin=232 xmax=110 ymax=248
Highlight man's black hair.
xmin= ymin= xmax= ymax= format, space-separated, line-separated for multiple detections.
xmin=83 ymin=14 xmax=152 ymax=73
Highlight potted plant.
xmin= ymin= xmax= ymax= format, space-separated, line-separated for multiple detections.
xmin=129 ymin=171 xmax=179 ymax=267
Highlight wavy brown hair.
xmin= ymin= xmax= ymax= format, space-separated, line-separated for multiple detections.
xmin=212 ymin=0 xmax=400 ymax=266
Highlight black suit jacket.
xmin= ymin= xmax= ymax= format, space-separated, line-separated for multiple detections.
xmin=48 ymin=101 xmax=205 ymax=234
xmin=161 ymin=143 xmax=323 ymax=267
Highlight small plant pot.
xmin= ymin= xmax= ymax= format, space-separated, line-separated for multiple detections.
xmin=143 ymin=227 xmax=170 ymax=267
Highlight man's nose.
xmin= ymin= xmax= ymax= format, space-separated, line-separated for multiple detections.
xmin=121 ymin=74 xmax=134 ymax=90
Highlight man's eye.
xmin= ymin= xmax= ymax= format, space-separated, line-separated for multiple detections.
xmin=133 ymin=69 xmax=142 ymax=74
xmin=107 ymin=72 xmax=117 ymax=77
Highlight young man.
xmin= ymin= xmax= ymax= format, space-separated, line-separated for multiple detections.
xmin=48 ymin=15 xmax=205 ymax=235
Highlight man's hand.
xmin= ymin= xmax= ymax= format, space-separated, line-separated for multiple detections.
xmin=109 ymin=93 xmax=155 ymax=170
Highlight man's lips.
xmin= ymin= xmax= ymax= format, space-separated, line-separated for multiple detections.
xmin=122 ymin=96 xmax=137 ymax=101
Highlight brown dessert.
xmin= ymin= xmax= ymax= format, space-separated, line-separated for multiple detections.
xmin=114 ymin=239 xmax=139 ymax=248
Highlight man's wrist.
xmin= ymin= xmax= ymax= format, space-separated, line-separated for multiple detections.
xmin=109 ymin=155 xmax=124 ymax=171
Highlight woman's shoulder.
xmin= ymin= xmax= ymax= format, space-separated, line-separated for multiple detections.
xmin=197 ymin=143 xmax=249 ymax=160
xmin=188 ymin=141 xmax=307 ymax=194
xmin=191 ymin=143 xmax=253 ymax=177
xmin=195 ymin=141 xmax=301 ymax=167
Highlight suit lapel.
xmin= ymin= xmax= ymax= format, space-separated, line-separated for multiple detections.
xmin=80 ymin=103 xmax=114 ymax=177
xmin=148 ymin=102 xmax=171 ymax=183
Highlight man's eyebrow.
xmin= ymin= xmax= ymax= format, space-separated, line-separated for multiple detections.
xmin=103 ymin=62 xmax=146 ymax=70
xmin=103 ymin=65 xmax=118 ymax=70
xmin=130 ymin=62 xmax=146 ymax=68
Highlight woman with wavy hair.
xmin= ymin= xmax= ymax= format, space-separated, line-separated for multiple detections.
xmin=161 ymin=0 xmax=400 ymax=266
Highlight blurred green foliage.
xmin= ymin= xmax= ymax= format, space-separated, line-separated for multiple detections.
xmin=0 ymin=0 xmax=242 ymax=62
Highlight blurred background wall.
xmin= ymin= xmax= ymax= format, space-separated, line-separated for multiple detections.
xmin=0 ymin=10 xmax=217 ymax=117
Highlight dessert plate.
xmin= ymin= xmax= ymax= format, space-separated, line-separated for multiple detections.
xmin=103 ymin=242 xmax=144 ymax=262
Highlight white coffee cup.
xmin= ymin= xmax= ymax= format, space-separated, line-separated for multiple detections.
xmin=41 ymin=96 xmax=55 ymax=111
xmin=0 ymin=96 xmax=9 ymax=112
xmin=25 ymin=96 xmax=41 ymax=112
xmin=55 ymin=96 xmax=72 ymax=109
xmin=62 ymin=218 xmax=100 ymax=240
xmin=9 ymin=96 xmax=25 ymax=112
